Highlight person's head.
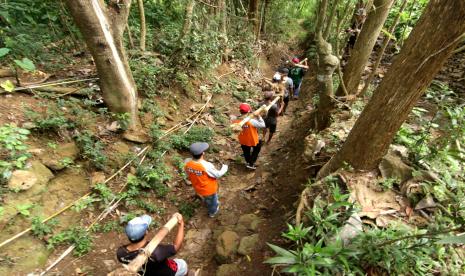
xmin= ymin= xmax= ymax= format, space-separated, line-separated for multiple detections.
xmin=125 ymin=215 xmax=152 ymax=243
xmin=239 ymin=103 xmax=251 ymax=115
xmin=278 ymin=68 xmax=289 ymax=77
xmin=292 ymin=57 xmax=300 ymax=64
xmin=264 ymin=91 xmax=274 ymax=100
xmin=189 ymin=142 xmax=209 ymax=160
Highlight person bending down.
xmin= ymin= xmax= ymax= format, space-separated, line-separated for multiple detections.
xmin=117 ymin=213 xmax=194 ymax=276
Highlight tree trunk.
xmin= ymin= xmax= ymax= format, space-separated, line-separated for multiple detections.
xmin=323 ymin=0 xmax=340 ymax=40
xmin=64 ymin=0 xmax=140 ymax=130
xmin=179 ymin=0 xmax=195 ymax=42
xmin=318 ymin=0 xmax=465 ymax=178
xmin=261 ymin=0 xmax=271 ymax=34
xmin=336 ymin=0 xmax=394 ymax=96
xmin=248 ymin=0 xmax=260 ymax=34
xmin=315 ymin=32 xmax=339 ymax=130
xmin=219 ymin=0 xmax=229 ymax=62
xmin=137 ymin=0 xmax=146 ymax=51
xmin=359 ymin=0 xmax=408 ymax=97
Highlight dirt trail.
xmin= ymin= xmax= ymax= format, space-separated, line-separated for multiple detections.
xmin=40 ymin=54 xmax=315 ymax=276
xmin=177 ymin=101 xmax=306 ymax=275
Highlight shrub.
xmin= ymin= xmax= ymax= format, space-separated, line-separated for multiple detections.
xmin=74 ymin=131 xmax=107 ymax=169
xmin=170 ymin=126 xmax=214 ymax=150
xmin=0 ymin=124 xmax=31 ymax=181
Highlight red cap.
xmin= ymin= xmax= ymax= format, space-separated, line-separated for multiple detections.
xmin=292 ymin=57 xmax=300 ymax=63
xmin=239 ymin=103 xmax=251 ymax=114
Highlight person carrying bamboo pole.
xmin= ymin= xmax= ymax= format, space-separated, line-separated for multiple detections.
xmin=116 ymin=214 xmax=190 ymax=276
xmin=184 ymin=142 xmax=228 ymax=218
xmin=289 ymin=57 xmax=308 ymax=99
xmin=233 ymin=103 xmax=266 ymax=170
xmin=260 ymin=91 xmax=281 ymax=143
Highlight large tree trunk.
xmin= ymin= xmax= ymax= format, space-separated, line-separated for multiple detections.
xmin=318 ymin=0 xmax=465 ymax=178
xmin=137 ymin=0 xmax=146 ymax=51
xmin=336 ymin=0 xmax=394 ymax=96
xmin=248 ymin=0 xmax=260 ymax=34
xmin=179 ymin=0 xmax=195 ymax=42
xmin=315 ymin=32 xmax=339 ymax=130
xmin=65 ymin=0 xmax=140 ymax=131
xmin=359 ymin=0 xmax=408 ymax=97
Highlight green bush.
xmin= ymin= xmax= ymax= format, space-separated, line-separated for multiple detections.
xmin=0 ymin=124 xmax=31 ymax=181
xmin=48 ymin=227 xmax=92 ymax=256
xmin=170 ymin=126 xmax=214 ymax=150
xmin=74 ymin=131 xmax=107 ymax=169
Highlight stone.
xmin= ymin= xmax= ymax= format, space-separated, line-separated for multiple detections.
xmin=103 ymin=259 xmax=116 ymax=271
xmin=235 ymin=214 xmax=261 ymax=233
xmin=91 ymin=172 xmax=106 ymax=185
xmin=415 ymin=194 xmax=436 ymax=210
xmin=335 ymin=213 xmax=363 ymax=246
xmin=180 ymin=228 xmax=212 ymax=258
xmin=8 ymin=161 xmax=53 ymax=191
xmin=216 ymin=264 xmax=240 ymax=276
xmin=237 ymin=234 xmax=259 ymax=256
xmin=122 ymin=130 xmax=150 ymax=143
xmin=38 ymin=142 xmax=79 ymax=170
xmin=379 ymin=152 xmax=413 ymax=183
xmin=216 ymin=230 xmax=239 ymax=263
xmin=108 ymin=141 xmax=132 ymax=167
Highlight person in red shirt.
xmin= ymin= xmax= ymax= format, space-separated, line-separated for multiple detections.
xmin=233 ymin=103 xmax=266 ymax=170
xmin=184 ymin=142 xmax=228 ymax=217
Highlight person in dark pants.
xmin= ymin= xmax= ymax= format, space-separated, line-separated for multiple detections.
xmin=260 ymin=91 xmax=280 ymax=143
xmin=233 ymin=103 xmax=266 ymax=170
xmin=116 ymin=213 xmax=192 ymax=276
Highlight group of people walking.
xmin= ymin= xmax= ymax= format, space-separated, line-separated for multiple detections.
xmin=115 ymin=56 xmax=308 ymax=276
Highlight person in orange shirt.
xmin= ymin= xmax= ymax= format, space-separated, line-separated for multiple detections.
xmin=234 ymin=103 xmax=266 ymax=170
xmin=184 ymin=142 xmax=228 ymax=218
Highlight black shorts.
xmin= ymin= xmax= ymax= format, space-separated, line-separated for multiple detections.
xmin=283 ymin=96 xmax=290 ymax=104
xmin=265 ymin=118 xmax=277 ymax=133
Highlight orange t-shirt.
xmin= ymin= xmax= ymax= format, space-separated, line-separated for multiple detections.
xmin=233 ymin=120 xmax=259 ymax=147
xmin=184 ymin=160 xmax=218 ymax=196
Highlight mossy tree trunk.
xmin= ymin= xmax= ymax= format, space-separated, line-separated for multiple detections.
xmin=318 ymin=0 xmax=465 ymax=178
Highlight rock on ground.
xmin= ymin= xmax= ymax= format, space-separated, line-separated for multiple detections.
xmin=237 ymin=234 xmax=259 ymax=256
xmin=216 ymin=230 xmax=240 ymax=264
xmin=235 ymin=214 xmax=261 ymax=233
xmin=8 ymin=161 xmax=53 ymax=191
xmin=216 ymin=263 xmax=241 ymax=276
xmin=379 ymin=152 xmax=413 ymax=182
xmin=38 ymin=142 xmax=79 ymax=170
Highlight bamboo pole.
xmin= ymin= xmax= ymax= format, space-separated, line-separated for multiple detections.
xmin=11 ymin=78 xmax=99 ymax=92
xmin=230 ymin=96 xmax=280 ymax=129
xmin=183 ymin=95 xmax=212 ymax=134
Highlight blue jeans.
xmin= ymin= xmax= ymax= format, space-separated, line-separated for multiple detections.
xmin=294 ymin=81 xmax=302 ymax=98
xmin=204 ymin=193 xmax=219 ymax=216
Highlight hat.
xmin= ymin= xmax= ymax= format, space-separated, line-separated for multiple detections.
xmin=272 ymin=72 xmax=281 ymax=81
xmin=292 ymin=57 xmax=300 ymax=63
xmin=239 ymin=103 xmax=251 ymax=114
xmin=278 ymin=68 xmax=289 ymax=74
xmin=189 ymin=142 xmax=209 ymax=155
xmin=125 ymin=215 xmax=152 ymax=242
xmin=264 ymin=91 xmax=274 ymax=99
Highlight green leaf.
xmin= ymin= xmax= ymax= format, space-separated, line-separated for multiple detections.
xmin=1 ymin=80 xmax=15 ymax=92
xmin=267 ymin=243 xmax=296 ymax=257
xmin=0 ymin=48 xmax=10 ymax=58
xmin=437 ymin=234 xmax=465 ymax=244
xmin=14 ymin=58 xmax=36 ymax=71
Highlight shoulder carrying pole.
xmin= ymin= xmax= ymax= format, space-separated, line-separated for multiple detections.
xmin=108 ymin=215 xmax=179 ymax=276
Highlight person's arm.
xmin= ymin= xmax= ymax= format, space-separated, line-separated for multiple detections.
xmin=250 ymin=116 xmax=266 ymax=128
xmin=173 ymin=213 xmax=184 ymax=252
xmin=201 ymin=160 xmax=228 ymax=178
